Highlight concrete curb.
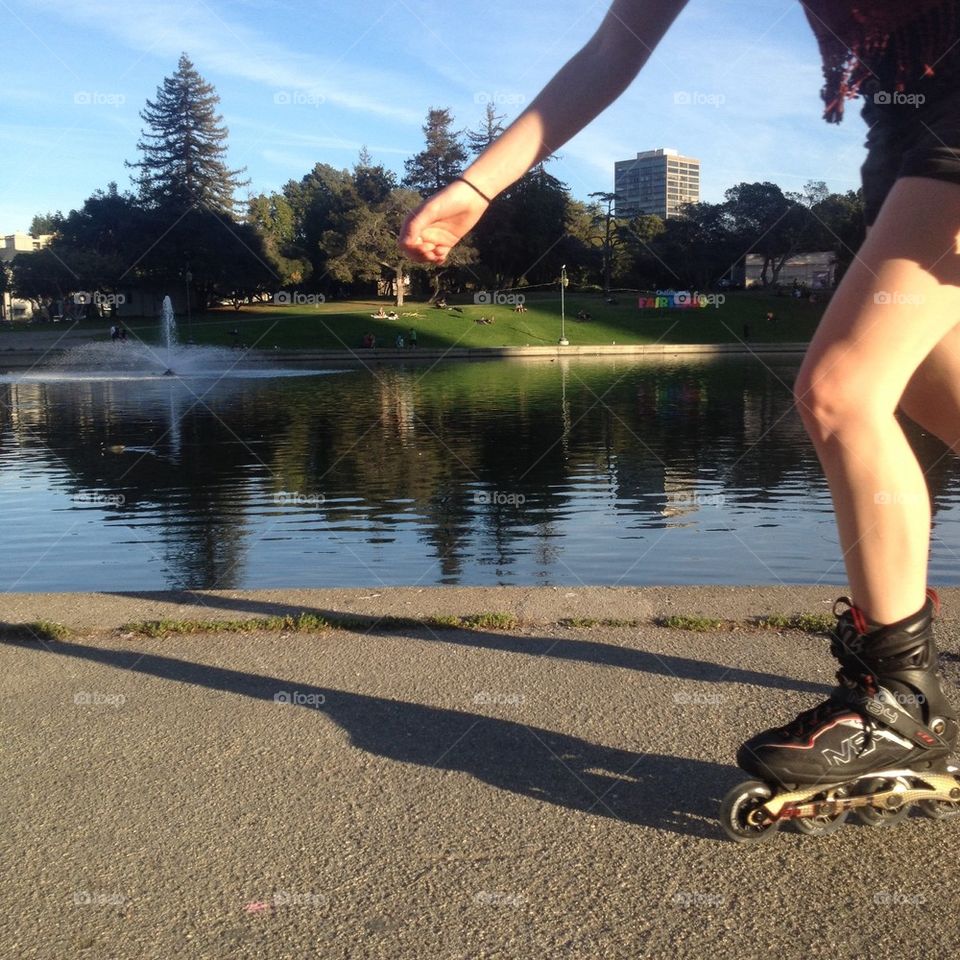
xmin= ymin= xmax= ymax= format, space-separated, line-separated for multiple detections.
xmin=0 ymin=341 xmax=810 ymax=370
xmin=8 ymin=585 xmax=959 ymax=634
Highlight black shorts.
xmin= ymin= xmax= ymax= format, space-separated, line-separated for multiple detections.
xmin=859 ymin=54 xmax=960 ymax=226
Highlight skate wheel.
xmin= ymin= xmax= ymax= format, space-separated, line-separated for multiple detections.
xmin=792 ymin=786 xmax=849 ymax=836
xmin=855 ymin=776 xmax=911 ymax=827
xmin=719 ymin=780 xmax=780 ymax=843
xmin=918 ymin=798 xmax=960 ymax=820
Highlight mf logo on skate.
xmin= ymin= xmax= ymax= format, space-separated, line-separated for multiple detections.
xmin=821 ymin=731 xmax=875 ymax=766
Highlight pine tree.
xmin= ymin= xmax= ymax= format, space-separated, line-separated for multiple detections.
xmin=127 ymin=53 xmax=249 ymax=214
xmin=402 ymin=108 xmax=467 ymax=196
xmin=354 ymin=145 xmax=397 ymax=205
xmin=466 ymin=103 xmax=506 ymax=157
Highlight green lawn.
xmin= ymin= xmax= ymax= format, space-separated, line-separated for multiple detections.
xmin=8 ymin=290 xmax=827 ymax=349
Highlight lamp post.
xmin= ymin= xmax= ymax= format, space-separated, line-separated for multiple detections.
xmin=559 ymin=264 xmax=569 ymax=346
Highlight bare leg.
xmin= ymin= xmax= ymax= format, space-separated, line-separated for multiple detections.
xmin=900 ymin=324 xmax=960 ymax=452
xmin=795 ymin=177 xmax=960 ymax=624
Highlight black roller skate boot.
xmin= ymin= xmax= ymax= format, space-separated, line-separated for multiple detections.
xmin=739 ymin=590 xmax=957 ymax=784
xmin=719 ymin=591 xmax=960 ymax=842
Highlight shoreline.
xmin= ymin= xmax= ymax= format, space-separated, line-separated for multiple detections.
xmin=0 ymin=340 xmax=810 ymax=370
xmin=4 ymin=585 xmax=949 ymax=635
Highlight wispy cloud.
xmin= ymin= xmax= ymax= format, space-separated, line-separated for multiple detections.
xmin=22 ymin=0 xmax=425 ymax=123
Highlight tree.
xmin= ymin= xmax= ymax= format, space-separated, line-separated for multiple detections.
xmin=11 ymin=184 xmax=145 ymax=309
xmin=807 ymin=188 xmax=865 ymax=283
xmin=248 ymin=192 xmax=310 ymax=288
xmin=587 ymin=191 xmax=620 ymax=296
xmin=466 ymin=103 xmax=506 ymax=156
xmin=127 ymin=53 xmax=249 ymax=214
xmin=645 ymin=203 xmax=732 ymax=290
xmin=724 ymin=182 xmax=802 ymax=287
xmin=29 ymin=211 xmax=61 ymax=236
xmin=281 ymin=163 xmax=359 ymax=294
xmin=403 ymin=108 xmax=468 ymax=196
xmin=618 ymin=212 xmax=668 ymax=287
xmin=0 ymin=260 xmax=9 ymax=321
xmin=328 ymin=187 xmax=475 ymax=306
xmin=10 ymin=248 xmax=77 ymax=306
xmin=353 ymin=146 xmax=398 ymax=205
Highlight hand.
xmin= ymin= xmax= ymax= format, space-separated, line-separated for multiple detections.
xmin=398 ymin=179 xmax=491 ymax=264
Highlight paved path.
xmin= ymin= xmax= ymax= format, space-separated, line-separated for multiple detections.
xmin=2 ymin=587 xmax=959 ymax=959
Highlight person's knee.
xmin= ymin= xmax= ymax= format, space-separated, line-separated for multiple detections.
xmin=794 ymin=362 xmax=888 ymax=442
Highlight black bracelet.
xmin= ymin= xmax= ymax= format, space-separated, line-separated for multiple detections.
xmin=454 ymin=175 xmax=492 ymax=204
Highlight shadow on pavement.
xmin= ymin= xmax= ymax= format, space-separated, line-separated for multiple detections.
xmin=102 ymin=590 xmax=833 ymax=696
xmin=3 ymin=631 xmax=737 ymax=840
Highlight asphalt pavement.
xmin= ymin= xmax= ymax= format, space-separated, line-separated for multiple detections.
xmin=3 ymin=586 xmax=959 ymax=959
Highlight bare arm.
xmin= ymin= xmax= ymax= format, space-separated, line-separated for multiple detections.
xmin=399 ymin=0 xmax=690 ymax=262
xmin=465 ymin=0 xmax=691 ymax=200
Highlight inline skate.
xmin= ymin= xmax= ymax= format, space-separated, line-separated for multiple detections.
xmin=721 ymin=590 xmax=960 ymax=842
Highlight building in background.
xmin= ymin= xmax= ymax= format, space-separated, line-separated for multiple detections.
xmin=737 ymin=252 xmax=837 ymax=289
xmin=614 ymin=149 xmax=701 ymax=220
xmin=0 ymin=232 xmax=52 ymax=262
xmin=1 ymin=233 xmax=54 ymax=321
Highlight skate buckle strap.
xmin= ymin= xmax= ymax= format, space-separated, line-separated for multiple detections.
xmin=856 ymin=686 xmax=950 ymax=751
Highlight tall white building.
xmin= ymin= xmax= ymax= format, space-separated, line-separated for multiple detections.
xmin=614 ymin=149 xmax=701 ymax=220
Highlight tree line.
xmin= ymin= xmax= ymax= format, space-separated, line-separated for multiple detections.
xmin=5 ymin=54 xmax=866 ymax=315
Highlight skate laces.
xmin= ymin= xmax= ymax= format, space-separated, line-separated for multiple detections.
xmin=780 ymin=599 xmax=874 ymax=739
xmin=782 ymin=699 xmax=842 ymax=738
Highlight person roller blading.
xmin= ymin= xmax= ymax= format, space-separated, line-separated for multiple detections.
xmin=720 ymin=592 xmax=960 ymax=841
xmin=396 ymin=0 xmax=960 ymax=843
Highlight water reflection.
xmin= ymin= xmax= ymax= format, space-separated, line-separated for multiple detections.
xmin=1 ymin=357 xmax=958 ymax=591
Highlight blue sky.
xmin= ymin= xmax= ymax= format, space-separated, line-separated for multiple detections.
xmin=1 ymin=0 xmax=869 ymax=233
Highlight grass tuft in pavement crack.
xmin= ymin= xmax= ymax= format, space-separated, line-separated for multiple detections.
xmin=108 ymin=609 xmax=839 ymax=639
xmin=753 ymin=613 xmax=834 ymax=634
xmin=656 ymin=614 xmax=728 ymax=632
